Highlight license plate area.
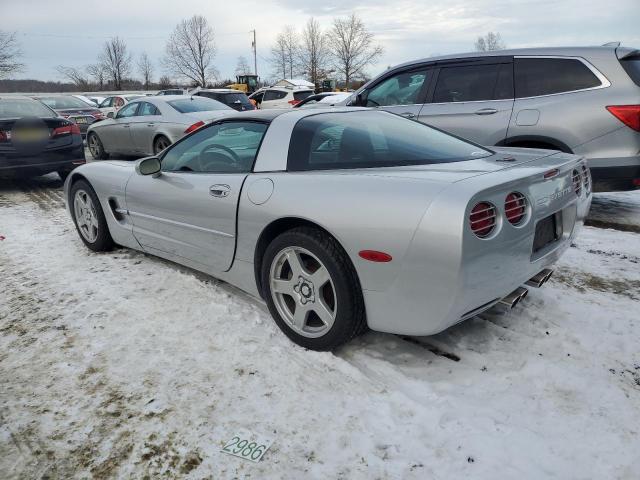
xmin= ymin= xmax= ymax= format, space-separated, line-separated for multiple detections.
xmin=533 ymin=212 xmax=562 ymax=253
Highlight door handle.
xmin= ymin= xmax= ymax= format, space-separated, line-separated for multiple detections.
xmin=122 ymin=124 xmax=130 ymax=128
xmin=400 ymin=112 xmax=416 ymax=119
xmin=210 ymin=184 xmax=230 ymax=198
xmin=475 ymin=108 xmax=498 ymax=115
xmin=147 ymin=123 xmax=155 ymax=127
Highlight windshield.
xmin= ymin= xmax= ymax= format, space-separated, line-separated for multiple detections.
xmin=168 ymin=97 xmax=232 ymax=113
xmin=287 ymin=111 xmax=492 ymax=171
xmin=38 ymin=96 xmax=92 ymax=109
xmin=0 ymin=98 xmax=57 ymax=118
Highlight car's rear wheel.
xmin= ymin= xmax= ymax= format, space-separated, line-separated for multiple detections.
xmin=87 ymin=132 xmax=108 ymax=160
xmin=153 ymin=135 xmax=171 ymax=155
xmin=70 ymin=180 xmax=114 ymax=252
xmin=262 ymin=227 xmax=366 ymax=351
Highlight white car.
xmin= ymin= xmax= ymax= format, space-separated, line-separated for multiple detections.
xmin=259 ymin=87 xmax=314 ymax=109
xmin=98 ymin=94 xmax=144 ymax=118
xmin=86 ymin=95 xmax=233 ymax=158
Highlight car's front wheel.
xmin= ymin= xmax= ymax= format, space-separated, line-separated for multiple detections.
xmin=87 ymin=132 xmax=108 ymax=160
xmin=262 ymin=227 xmax=367 ymax=351
xmin=70 ymin=180 xmax=114 ymax=252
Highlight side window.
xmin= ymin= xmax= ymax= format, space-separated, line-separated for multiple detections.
xmin=515 ymin=58 xmax=602 ymax=98
xmin=366 ymin=70 xmax=429 ymax=107
xmin=139 ymin=102 xmax=159 ymax=116
xmin=161 ymin=122 xmax=268 ymax=173
xmin=263 ymin=90 xmax=286 ymax=101
xmin=433 ymin=64 xmax=503 ymax=103
xmin=114 ymin=97 xmax=125 ymax=108
xmin=100 ymin=97 xmax=113 ymax=108
xmin=115 ymin=102 xmax=139 ymax=119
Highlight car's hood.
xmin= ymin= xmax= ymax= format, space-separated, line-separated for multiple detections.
xmin=327 ymin=148 xmax=579 ymax=184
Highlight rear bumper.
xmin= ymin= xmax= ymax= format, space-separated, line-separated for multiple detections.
xmin=0 ymin=147 xmax=86 ymax=177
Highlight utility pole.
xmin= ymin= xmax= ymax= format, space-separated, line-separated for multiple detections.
xmin=250 ymin=29 xmax=257 ymax=77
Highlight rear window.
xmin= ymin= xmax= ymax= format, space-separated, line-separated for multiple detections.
xmin=0 ymin=98 xmax=57 ymax=118
xmin=515 ymin=58 xmax=601 ymax=98
xmin=263 ymin=90 xmax=287 ymax=101
xmin=287 ymin=111 xmax=491 ymax=171
xmin=38 ymin=96 xmax=91 ymax=109
xmin=222 ymin=93 xmax=251 ymax=105
xmin=294 ymin=90 xmax=313 ymax=101
xmin=168 ymin=97 xmax=231 ymax=113
xmin=620 ymin=54 xmax=640 ymax=87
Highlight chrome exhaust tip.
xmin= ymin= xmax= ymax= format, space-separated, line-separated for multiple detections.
xmin=525 ymin=269 xmax=554 ymax=288
xmin=498 ymin=287 xmax=529 ymax=309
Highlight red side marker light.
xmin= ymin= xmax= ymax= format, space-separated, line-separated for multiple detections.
xmin=359 ymin=250 xmax=392 ymax=262
xmin=544 ymin=168 xmax=559 ymax=179
xmin=633 ymin=178 xmax=640 ymax=187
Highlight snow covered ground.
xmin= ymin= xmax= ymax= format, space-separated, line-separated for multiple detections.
xmin=1 ymin=175 xmax=639 ymax=479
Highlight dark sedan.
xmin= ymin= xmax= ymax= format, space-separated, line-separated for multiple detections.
xmin=35 ymin=95 xmax=105 ymax=138
xmin=0 ymin=96 xmax=85 ymax=180
xmin=193 ymin=89 xmax=255 ymax=111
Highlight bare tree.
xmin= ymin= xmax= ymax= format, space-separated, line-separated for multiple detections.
xmin=158 ymin=75 xmax=173 ymax=89
xmin=475 ymin=32 xmax=506 ymax=51
xmin=99 ymin=37 xmax=132 ymax=90
xmin=270 ymin=35 xmax=288 ymax=80
xmin=163 ymin=15 xmax=217 ymax=87
xmin=55 ymin=65 xmax=89 ymax=89
xmin=299 ymin=18 xmax=331 ymax=87
xmin=278 ymin=26 xmax=300 ymax=78
xmin=138 ymin=52 xmax=154 ymax=89
xmin=235 ymin=56 xmax=252 ymax=76
xmin=86 ymin=63 xmax=106 ymax=90
xmin=327 ymin=13 xmax=383 ymax=89
xmin=0 ymin=31 xmax=24 ymax=79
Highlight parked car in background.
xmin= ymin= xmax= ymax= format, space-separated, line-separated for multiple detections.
xmin=192 ymin=89 xmax=255 ymax=111
xmin=0 ymin=96 xmax=85 ymax=180
xmin=86 ymin=95 xmax=233 ymax=159
xmin=35 ymin=95 xmax=104 ymax=138
xmin=294 ymin=92 xmax=352 ymax=108
xmin=98 ymin=94 xmax=144 ymax=118
xmin=345 ymin=45 xmax=640 ymax=191
xmin=259 ymin=86 xmax=314 ymax=109
xmin=248 ymin=87 xmax=268 ymax=108
xmin=66 ymin=108 xmax=591 ymax=350
xmin=156 ymin=89 xmax=185 ymax=96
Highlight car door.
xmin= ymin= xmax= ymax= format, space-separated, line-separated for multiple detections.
xmin=99 ymin=96 xmax=115 ymax=116
xmin=417 ymin=58 xmax=514 ymax=145
xmin=125 ymin=120 xmax=269 ymax=272
xmin=360 ymin=66 xmax=433 ymax=120
xmin=260 ymin=89 xmax=288 ymax=109
xmin=130 ymin=101 xmax=162 ymax=154
xmin=103 ymin=102 xmax=139 ymax=154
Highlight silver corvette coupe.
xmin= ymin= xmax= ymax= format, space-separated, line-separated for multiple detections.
xmin=86 ymin=95 xmax=233 ymax=159
xmin=65 ymin=108 xmax=592 ymax=350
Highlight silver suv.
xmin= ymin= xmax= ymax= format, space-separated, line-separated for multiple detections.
xmin=347 ymin=46 xmax=640 ymax=191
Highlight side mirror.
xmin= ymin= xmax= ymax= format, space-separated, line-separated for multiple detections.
xmin=107 ymin=112 xmax=114 ymax=119
xmin=135 ymin=156 xmax=161 ymax=176
xmin=353 ymin=91 xmax=367 ymax=107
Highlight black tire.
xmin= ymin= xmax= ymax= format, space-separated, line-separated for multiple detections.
xmin=69 ymin=179 xmax=114 ymax=252
xmin=261 ymin=227 xmax=367 ymax=351
xmin=153 ymin=135 xmax=171 ymax=155
xmin=87 ymin=132 xmax=108 ymax=160
xmin=57 ymin=169 xmax=73 ymax=181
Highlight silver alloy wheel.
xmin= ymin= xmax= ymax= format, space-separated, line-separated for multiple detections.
xmin=155 ymin=136 xmax=170 ymax=154
xmin=269 ymin=246 xmax=337 ymax=338
xmin=88 ymin=134 xmax=101 ymax=158
xmin=73 ymin=189 xmax=99 ymax=243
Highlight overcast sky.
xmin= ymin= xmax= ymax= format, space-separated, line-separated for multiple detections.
xmin=4 ymin=0 xmax=640 ymax=83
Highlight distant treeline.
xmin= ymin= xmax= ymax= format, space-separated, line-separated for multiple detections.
xmin=0 ymin=78 xmax=164 ymax=93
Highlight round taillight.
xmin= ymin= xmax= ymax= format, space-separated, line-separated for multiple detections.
xmin=572 ymin=169 xmax=582 ymax=196
xmin=470 ymin=202 xmax=497 ymax=238
xmin=581 ymin=165 xmax=591 ymax=194
xmin=504 ymin=192 xmax=527 ymax=225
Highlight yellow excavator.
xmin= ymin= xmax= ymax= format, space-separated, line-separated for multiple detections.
xmin=226 ymin=75 xmax=259 ymax=94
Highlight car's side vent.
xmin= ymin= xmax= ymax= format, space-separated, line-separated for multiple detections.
xmin=108 ymin=198 xmax=127 ymax=222
xmin=470 ymin=202 xmax=497 ymax=238
xmin=581 ymin=165 xmax=591 ymax=195
xmin=504 ymin=192 xmax=527 ymax=225
xmin=572 ymin=169 xmax=582 ymax=196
